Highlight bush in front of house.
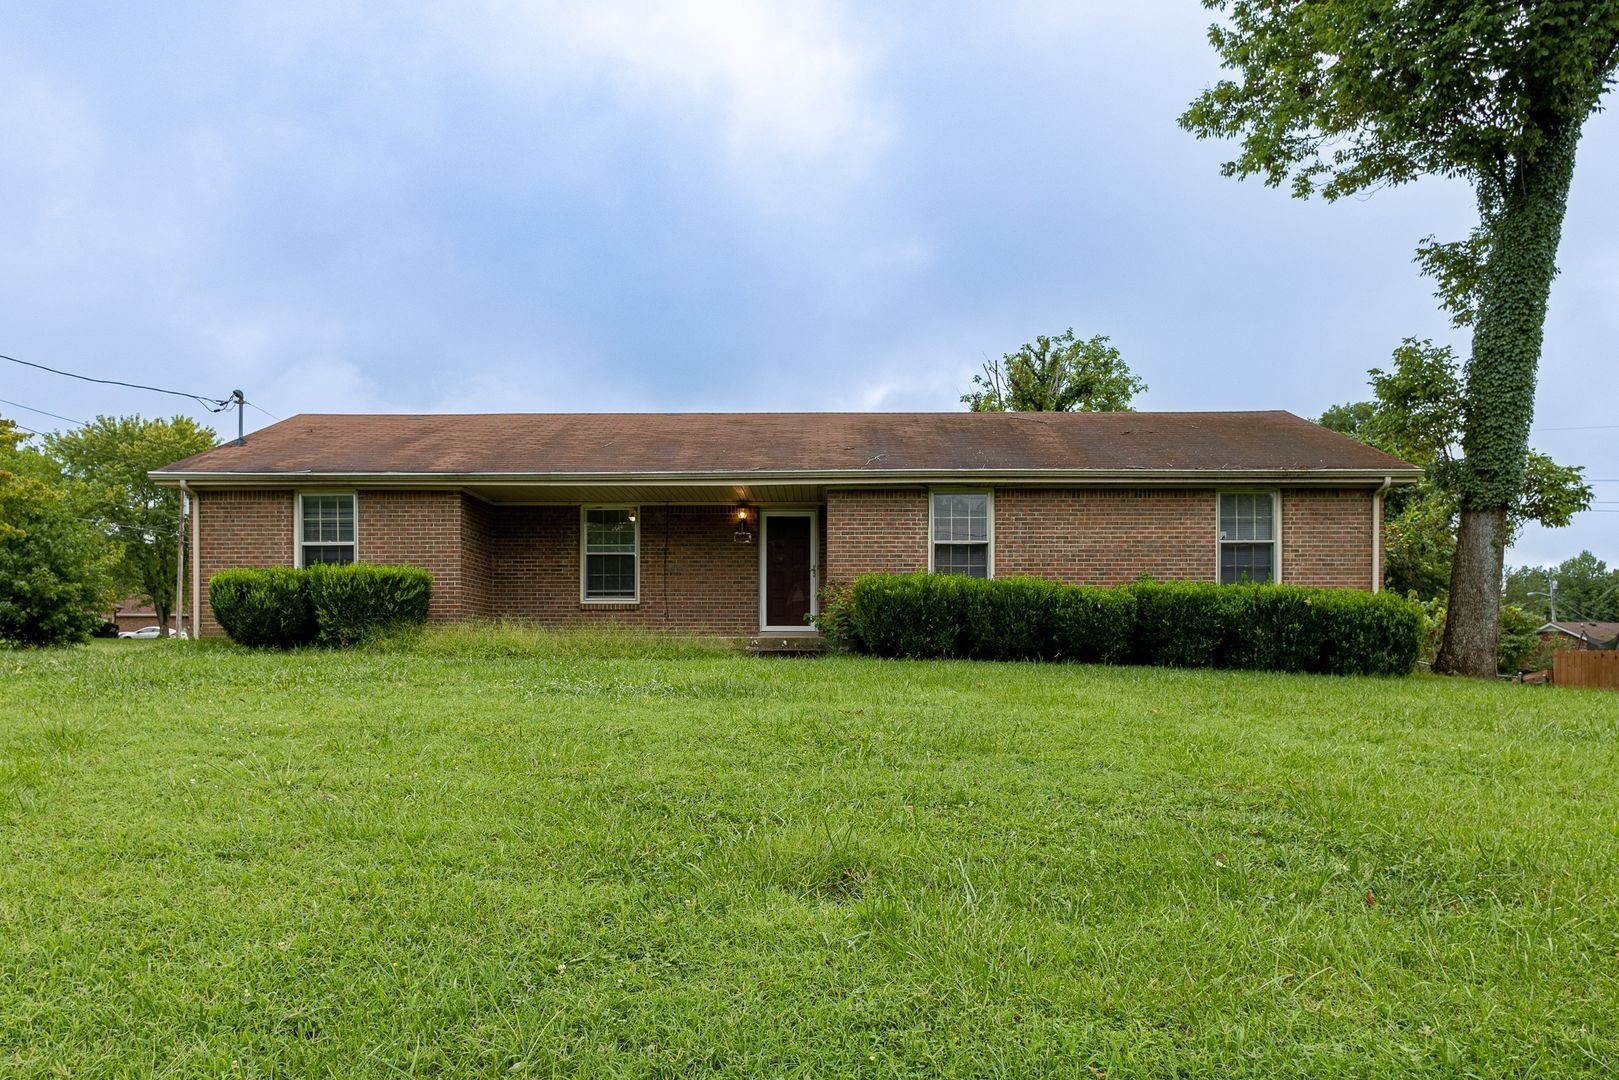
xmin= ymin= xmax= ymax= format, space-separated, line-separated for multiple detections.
xmin=208 ymin=563 xmax=432 ymax=648
xmin=306 ymin=563 xmax=433 ymax=646
xmin=208 ymin=567 xmax=316 ymax=648
xmin=842 ymin=572 xmax=1423 ymax=676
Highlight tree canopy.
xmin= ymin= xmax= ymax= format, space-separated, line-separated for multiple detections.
xmin=963 ymin=330 xmax=1145 ymax=413
xmin=1504 ymin=551 xmax=1619 ymax=623
xmin=1318 ymin=339 xmax=1590 ymax=599
xmin=0 ymin=418 xmax=115 ymax=646
xmin=44 ymin=415 xmax=215 ymax=636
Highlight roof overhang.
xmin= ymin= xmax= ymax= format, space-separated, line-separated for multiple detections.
xmin=152 ymin=467 xmax=1424 ymax=501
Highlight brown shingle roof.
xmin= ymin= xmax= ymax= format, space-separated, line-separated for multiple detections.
xmin=152 ymin=411 xmax=1418 ymax=479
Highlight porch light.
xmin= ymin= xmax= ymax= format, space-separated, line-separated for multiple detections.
xmin=733 ymin=506 xmax=754 ymax=544
xmin=627 ymin=511 xmax=637 ymax=523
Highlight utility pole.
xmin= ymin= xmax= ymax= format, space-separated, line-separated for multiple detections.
xmin=1548 ymin=577 xmax=1558 ymax=622
xmin=231 ymin=389 xmax=245 ymax=445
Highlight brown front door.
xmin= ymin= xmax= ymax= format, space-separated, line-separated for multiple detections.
xmin=763 ymin=513 xmax=814 ymax=629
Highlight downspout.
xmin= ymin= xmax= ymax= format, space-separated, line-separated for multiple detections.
xmin=1371 ymin=475 xmax=1392 ymax=593
xmin=188 ymin=482 xmax=201 ymax=633
xmin=176 ymin=481 xmax=190 ymax=639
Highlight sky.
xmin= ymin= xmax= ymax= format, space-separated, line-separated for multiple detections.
xmin=1 ymin=1 xmax=1615 ymax=567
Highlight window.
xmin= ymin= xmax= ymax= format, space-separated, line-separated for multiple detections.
xmin=931 ymin=491 xmax=991 ymax=578
xmin=298 ymin=493 xmax=356 ymax=566
xmin=582 ymin=506 xmax=638 ymax=601
xmin=1218 ymin=492 xmax=1277 ymax=584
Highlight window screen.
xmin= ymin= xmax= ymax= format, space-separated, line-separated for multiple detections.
xmin=583 ymin=507 xmax=638 ymax=600
xmin=932 ymin=493 xmax=990 ymax=578
xmin=1218 ymin=493 xmax=1276 ymax=584
xmin=299 ymin=494 xmax=355 ymax=567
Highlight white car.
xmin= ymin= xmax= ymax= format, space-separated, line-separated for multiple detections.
xmin=117 ymin=626 xmax=188 ymax=639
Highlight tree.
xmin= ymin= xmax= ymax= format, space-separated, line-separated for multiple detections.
xmin=44 ymin=416 xmax=216 ymax=637
xmin=1182 ymin=1 xmax=1619 ymax=676
xmin=0 ymin=419 xmax=115 ymax=646
xmin=963 ymin=330 xmax=1146 ymax=412
xmin=1319 ymin=339 xmax=1591 ymax=600
xmin=1503 ymin=551 xmax=1619 ymax=622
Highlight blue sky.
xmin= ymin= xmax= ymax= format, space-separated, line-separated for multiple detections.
xmin=2 ymin=2 xmax=1615 ymax=566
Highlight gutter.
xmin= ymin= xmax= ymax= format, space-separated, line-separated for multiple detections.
xmin=150 ymin=467 xmax=1426 ymax=489
xmin=1371 ymin=475 xmax=1392 ymax=593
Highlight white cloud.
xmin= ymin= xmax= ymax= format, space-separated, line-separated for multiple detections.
xmin=441 ymin=0 xmax=891 ymax=186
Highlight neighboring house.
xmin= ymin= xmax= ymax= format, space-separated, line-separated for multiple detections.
xmin=108 ymin=596 xmax=179 ymax=635
xmin=150 ymin=411 xmax=1421 ymax=638
xmin=1537 ymin=620 xmax=1619 ymax=651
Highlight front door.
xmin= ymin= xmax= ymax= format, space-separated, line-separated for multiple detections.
xmin=761 ymin=512 xmax=817 ymax=631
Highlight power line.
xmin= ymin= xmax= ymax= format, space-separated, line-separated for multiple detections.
xmin=2 ymin=352 xmax=233 ymax=412
xmin=1535 ymin=424 xmax=1619 ymax=432
xmin=0 ymin=396 xmax=88 ymax=427
xmin=245 ymin=400 xmax=283 ymax=422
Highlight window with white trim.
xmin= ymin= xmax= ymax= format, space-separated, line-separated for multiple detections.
xmin=582 ymin=507 xmax=638 ymax=601
xmin=931 ymin=492 xmax=991 ymax=578
xmin=298 ymin=493 xmax=356 ymax=566
xmin=1218 ymin=492 xmax=1277 ymax=584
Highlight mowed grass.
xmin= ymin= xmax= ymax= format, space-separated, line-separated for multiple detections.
xmin=2 ymin=629 xmax=1617 ymax=1077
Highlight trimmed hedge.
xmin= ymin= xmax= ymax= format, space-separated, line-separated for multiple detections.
xmin=844 ymin=573 xmax=1422 ymax=676
xmin=308 ymin=563 xmax=432 ymax=647
xmin=207 ymin=564 xmax=431 ymax=648
xmin=208 ymin=567 xmax=315 ymax=648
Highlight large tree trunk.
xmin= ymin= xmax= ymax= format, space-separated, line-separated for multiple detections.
xmin=156 ymin=601 xmax=172 ymax=638
xmin=1434 ymin=124 xmax=1581 ymax=677
xmin=1434 ymin=507 xmax=1507 ymax=677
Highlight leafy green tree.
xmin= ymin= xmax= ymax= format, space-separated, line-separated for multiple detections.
xmin=1503 ymin=551 xmax=1619 ymax=623
xmin=963 ymin=330 xmax=1146 ymax=412
xmin=1319 ymin=339 xmax=1591 ymax=600
xmin=1182 ymin=0 xmax=1619 ymax=676
xmin=44 ymin=416 xmax=216 ymax=637
xmin=0 ymin=419 xmax=115 ymax=646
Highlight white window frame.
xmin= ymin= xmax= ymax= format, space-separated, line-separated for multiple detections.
xmin=1216 ymin=490 xmax=1281 ymax=585
xmin=579 ymin=505 xmax=640 ymax=603
xmin=927 ymin=489 xmax=994 ymax=578
xmin=294 ymin=490 xmax=358 ymax=568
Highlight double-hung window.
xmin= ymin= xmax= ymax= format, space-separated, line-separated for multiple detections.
xmin=298 ymin=493 xmax=356 ymax=566
xmin=931 ymin=491 xmax=991 ymax=578
xmin=1218 ymin=492 xmax=1277 ymax=584
xmin=582 ymin=507 xmax=638 ymax=601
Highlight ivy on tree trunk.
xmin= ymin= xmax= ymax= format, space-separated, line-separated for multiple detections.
xmin=1434 ymin=126 xmax=1582 ymax=677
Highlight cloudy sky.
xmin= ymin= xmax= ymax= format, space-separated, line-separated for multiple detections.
xmin=2 ymin=2 xmax=1615 ymax=565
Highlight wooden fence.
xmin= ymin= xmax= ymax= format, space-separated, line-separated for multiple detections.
xmin=1553 ymin=649 xmax=1619 ymax=691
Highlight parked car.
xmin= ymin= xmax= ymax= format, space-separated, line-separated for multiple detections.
xmin=117 ymin=626 xmax=188 ymax=639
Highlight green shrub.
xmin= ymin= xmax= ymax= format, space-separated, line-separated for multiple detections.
xmin=1309 ymin=590 xmax=1424 ymax=676
xmin=208 ymin=567 xmax=315 ymax=648
xmin=1048 ymin=584 xmax=1136 ymax=663
xmin=959 ymin=576 xmax=1061 ymax=660
xmin=1217 ymin=584 xmax=1319 ymax=672
xmin=846 ymin=571 xmax=1422 ymax=676
xmin=812 ymin=581 xmax=860 ymax=649
xmin=848 ymin=573 xmax=963 ymax=659
xmin=1129 ymin=581 xmax=1229 ymax=668
xmin=306 ymin=563 xmax=432 ymax=646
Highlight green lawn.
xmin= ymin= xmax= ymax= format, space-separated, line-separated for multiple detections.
xmin=2 ymin=631 xmax=1617 ymax=1077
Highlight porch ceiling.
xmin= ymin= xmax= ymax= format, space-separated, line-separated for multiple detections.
xmin=463 ymin=482 xmax=835 ymax=506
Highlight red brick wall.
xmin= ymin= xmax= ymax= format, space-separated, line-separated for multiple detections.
xmin=358 ymin=491 xmax=468 ymax=621
xmin=995 ymin=489 xmax=1218 ymax=584
xmin=193 ymin=489 xmax=295 ymax=636
xmin=487 ymin=505 xmax=762 ymax=634
xmin=825 ymin=489 xmax=929 ymax=579
xmin=825 ymin=486 xmax=1378 ymax=591
xmin=1280 ymin=487 xmax=1376 ymax=589
xmin=461 ymin=495 xmax=494 ymax=620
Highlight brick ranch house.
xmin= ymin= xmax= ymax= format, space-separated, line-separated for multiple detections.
xmin=150 ymin=411 xmax=1420 ymax=639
